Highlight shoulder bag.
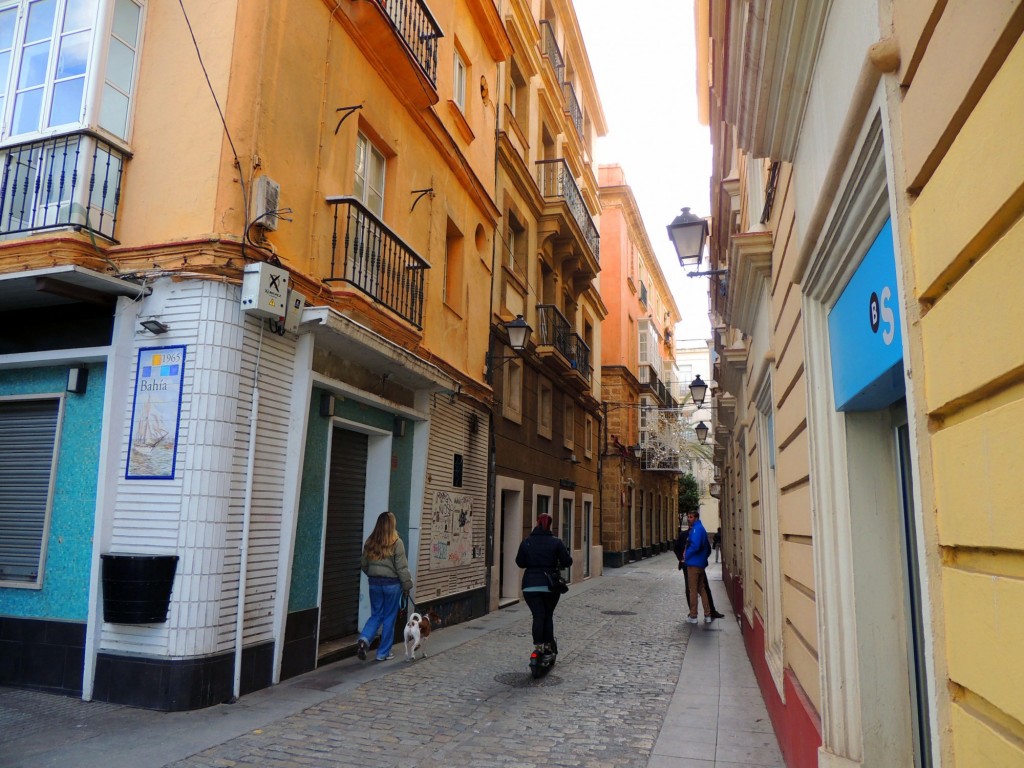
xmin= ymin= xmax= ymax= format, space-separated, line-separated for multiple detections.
xmin=546 ymin=570 xmax=569 ymax=594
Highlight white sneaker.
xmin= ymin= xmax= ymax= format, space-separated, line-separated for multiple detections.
xmin=686 ymin=616 xmax=698 ymax=624
xmin=703 ymin=616 xmax=712 ymax=624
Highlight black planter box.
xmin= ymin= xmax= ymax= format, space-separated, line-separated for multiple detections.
xmin=101 ymin=554 xmax=179 ymax=624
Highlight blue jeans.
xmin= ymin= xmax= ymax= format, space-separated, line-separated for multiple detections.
xmin=359 ymin=579 xmax=402 ymax=659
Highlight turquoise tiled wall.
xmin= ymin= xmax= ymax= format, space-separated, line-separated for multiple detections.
xmin=0 ymin=364 xmax=105 ymax=620
xmin=287 ymin=388 xmax=416 ymax=612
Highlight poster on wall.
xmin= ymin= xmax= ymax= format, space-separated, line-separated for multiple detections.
xmin=126 ymin=345 xmax=186 ymax=480
xmin=430 ymin=491 xmax=475 ymax=567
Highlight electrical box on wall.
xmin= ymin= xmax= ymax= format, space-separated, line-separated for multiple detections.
xmin=283 ymin=290 xmax=306 ymax=333
xmin=241 ymin=263 xmax=289 ymax=319
xmin=253 ymin=175 xmax=281 ymax=231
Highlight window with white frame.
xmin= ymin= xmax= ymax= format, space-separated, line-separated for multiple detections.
xmin=453 ymin=48 xmax=467 ymax=111
xmin=0 ymin=396 xmax=62 ymax=586
xmin=354 ymin=131 xmax=385 ymax=217
xmin=639 ymin=395 xmax=654 ymax=445
xmin=0 ymin=0 xmax=142 ymax=238
xmin=505 ymin=208 xmax=526 ymax=277
xmin=0 ymin=0 xmax=144 ymax=142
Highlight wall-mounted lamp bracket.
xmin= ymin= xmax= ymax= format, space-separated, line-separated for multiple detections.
xmin=334 ymin=104 xmax=363 ymax=134
xmin=686 ymin=269 xmax=729 ymax=278
xmin=484 ymin=352 xmax=521 ymax=379
xmin=410 ymin=188 xmax=435 ymax=212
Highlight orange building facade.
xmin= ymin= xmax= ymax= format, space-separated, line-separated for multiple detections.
xmin=597 ymin=164 xmax=680 ymax=566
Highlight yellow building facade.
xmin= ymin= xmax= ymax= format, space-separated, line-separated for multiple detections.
xmin=697 ymin=1 xmax=1024 ymax=765
xmin=0 ymin=0 xmax=514 ymax=709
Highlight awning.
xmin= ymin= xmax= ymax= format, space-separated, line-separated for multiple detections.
xmin=300 ymin=305 xmax=456 ymax=393
xmin=0 ymin=265 xmax=148 ymax=310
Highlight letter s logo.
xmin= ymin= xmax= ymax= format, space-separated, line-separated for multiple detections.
xmin=880 ymin=286 xmax=895 ymax=345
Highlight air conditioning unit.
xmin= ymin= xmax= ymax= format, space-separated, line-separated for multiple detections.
xmin=252 ymin=175 xmax=281 ymax=231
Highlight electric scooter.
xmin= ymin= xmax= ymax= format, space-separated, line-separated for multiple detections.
xmin=529 ymin=640 xmax=557 ymax=678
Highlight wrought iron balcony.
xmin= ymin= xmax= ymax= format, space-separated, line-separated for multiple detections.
xmin=561 ymin=81 xmax=583 ymax=139
xmin=539 ymin=20 xmax=564 ymax=84
xmin=536 ymin=304 xmax=591 ymax=387
xmin=0 ymin=131 xmax=128 ymax=240
xmin=536 ymin=304 xmax=571 ymax=354
xmin=325 ymin=196 xmax=430 ymax=328
xmin=378 ymin=0 xmax=442 ymax=86
xmin=565 ymin=329 xmax=591 ymax=383
xmin=536 ymin=159 xmax=599 ymax=261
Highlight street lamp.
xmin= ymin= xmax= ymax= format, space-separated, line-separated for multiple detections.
xmin=667 ymin=207 xmax=709 ymax=270
xmin=688 ymin=374 xmax=708 ymax=407
xmin=504 ymin=314 xmax=531 ymax=351
xmin=486 ymin=314 xmax=533 ymax=377
xmin=694 ymin=421 xmax=710 ymax=444
xmin=630 ymin=444 xmax=643 ymax=460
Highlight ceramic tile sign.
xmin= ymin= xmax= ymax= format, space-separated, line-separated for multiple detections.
xmin=126 ymin=345 xmax=186 ymax=480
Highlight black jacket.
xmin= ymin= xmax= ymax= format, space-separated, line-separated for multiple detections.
xmin=516 ymin=527 xmax=572 ymax=589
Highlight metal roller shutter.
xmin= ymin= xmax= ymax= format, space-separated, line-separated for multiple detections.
xmin=319 ymin=427 xmax=367 ymax=642
xmin=0 ymin=398 xmax=60 ymax=583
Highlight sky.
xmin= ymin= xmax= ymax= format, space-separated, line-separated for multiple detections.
xmin=574 ymin=1 xmax=713 ymax=341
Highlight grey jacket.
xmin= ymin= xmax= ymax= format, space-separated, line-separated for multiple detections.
xmin=361 ymin=538 xmax=414 ymax=593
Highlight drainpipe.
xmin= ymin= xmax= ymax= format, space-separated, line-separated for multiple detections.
xmin=232 ymin=329 xmax=262 ymax=702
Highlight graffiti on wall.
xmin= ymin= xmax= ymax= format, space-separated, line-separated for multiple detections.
xmin=430 ymin=491 xmax=475 ymax=567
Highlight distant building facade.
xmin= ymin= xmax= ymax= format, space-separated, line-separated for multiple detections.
xmin=489 ymin=0 xmax=608 ymax=600
xmin=597 ymin=164 xmax=679 ymax=566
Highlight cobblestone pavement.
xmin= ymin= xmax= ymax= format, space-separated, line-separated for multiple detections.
xmin=169 ymin=556 xmax=691 ymax=768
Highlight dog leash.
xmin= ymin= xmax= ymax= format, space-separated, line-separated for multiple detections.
xmin=402 ymin=592 xmax=417 ymax=615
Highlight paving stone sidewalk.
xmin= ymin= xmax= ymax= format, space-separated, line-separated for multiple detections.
xmin=1 ymin=555 xmax=783 ymax=768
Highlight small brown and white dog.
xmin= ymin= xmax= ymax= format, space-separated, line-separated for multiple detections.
xmin=403 ymin=609 xmax=441 ymax=661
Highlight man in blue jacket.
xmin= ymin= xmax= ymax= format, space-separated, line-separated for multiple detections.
xmin=683 ymin=510 xmax=713 ymax=624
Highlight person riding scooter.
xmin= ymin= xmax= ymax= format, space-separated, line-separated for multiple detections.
xmin=516 ymin=512 xmax=572 ymax=672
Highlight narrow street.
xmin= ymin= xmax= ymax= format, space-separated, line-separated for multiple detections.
xmin=1 ymin=556 xmax=782 ymax=768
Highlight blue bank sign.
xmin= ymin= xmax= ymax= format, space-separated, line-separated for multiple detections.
xmin=828 ymin=219 xmax=905 ymax=411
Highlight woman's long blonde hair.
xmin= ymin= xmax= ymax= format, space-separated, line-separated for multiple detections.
xmin=364 ymin=511 xmax=399 ymax=560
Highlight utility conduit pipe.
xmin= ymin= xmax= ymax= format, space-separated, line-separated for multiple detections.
xmin=232 ymin=325 xmax=263 ymax=702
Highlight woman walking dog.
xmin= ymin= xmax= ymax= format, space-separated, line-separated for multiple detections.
xmin=357 ymin=511 xmax=414 ymax=662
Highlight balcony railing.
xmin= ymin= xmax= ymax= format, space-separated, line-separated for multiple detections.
xmin=536 ymin=159 xmax=600 ymax=262
xmin=539 ymin=20 xmax=564 ymax=84
xmin=536 ymin=304 xmax=571 ymax=354
xmin=325 ymin=196 xmax=429 ymax=328
xmin=0 ymin=131 xmax=127 ymax=240
xmin=536 ymin=304 xmax=591 ymax=381
xmin=565 ymin=330 xmax=591 ymax=382
xmin=561 ymin=81 xmax=583 ymax=139
xmin=378 ymin=0 xmax=442 ymax=86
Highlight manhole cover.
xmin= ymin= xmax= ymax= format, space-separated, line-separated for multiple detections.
xmin=495 ymin=671 xmax=563 ymax=688
xmin=601 ymin=610 xmax=637 ymax=616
